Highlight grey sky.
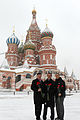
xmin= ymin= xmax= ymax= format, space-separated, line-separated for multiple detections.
xmin=0 ymin=0 xmax=80 ymax=79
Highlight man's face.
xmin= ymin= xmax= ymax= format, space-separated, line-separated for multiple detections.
xmin=37 ymin=74 xmax=42 ymax=79
xmin=55 ymin=74 xmax=60 ymax=79
xmin=47 ymin=73 xmax=52 ymax=79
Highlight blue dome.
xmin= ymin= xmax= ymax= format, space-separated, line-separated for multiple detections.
xmin=6 ymin=33 xmax=20 ymax=46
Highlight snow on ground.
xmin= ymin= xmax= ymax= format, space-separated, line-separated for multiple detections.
xmin=0 ymin=93 xmax=80 ymax=120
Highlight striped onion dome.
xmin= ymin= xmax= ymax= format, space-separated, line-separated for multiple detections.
xmin=24 ymin=40 xmax=36 ymax=50
xmin=6 ymin=33 xmax=20 ymax=46
xmin=41 ymin=26 xmax=53 ymax=38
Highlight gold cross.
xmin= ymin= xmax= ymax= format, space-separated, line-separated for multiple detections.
xmin=21 ymin=35 xmax=24 ymax=42
xmin=13 ymin=25 xmax=15 ymax=33
xmin=45 ymin=19 xmax=48 ymax=27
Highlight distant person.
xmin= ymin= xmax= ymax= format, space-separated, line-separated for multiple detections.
xmin=55 ymin=73 xmax=66 ymax=120
xmin=31 ymin=73 xmax=45 ymax=120
xmin=43 ymin=72 xmax=55 ymax=120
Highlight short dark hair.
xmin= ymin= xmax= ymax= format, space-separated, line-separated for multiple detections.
xmin=37 ymin=72 xmax=42 ymax=75
xmin=47 ymin=71 xmax=52 ymax=74
xmin=55 ymin=72 xmax=60 ymax=75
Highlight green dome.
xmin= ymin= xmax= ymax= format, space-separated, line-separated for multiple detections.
xmin=41 ymin=26 xmax=53 ymax=38
xmin=24 ymin=40 xmax=36 ymax=50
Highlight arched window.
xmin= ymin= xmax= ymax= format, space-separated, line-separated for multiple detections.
xmin=15 ymin=75 xmax=21 ymax=83
xmin=26 ymin=74 xmax=31 ymax=78
xmin=7 ymin=76 xmax=11 ymax=89
xmin=3 ymin=76 xmax=6 ymax=78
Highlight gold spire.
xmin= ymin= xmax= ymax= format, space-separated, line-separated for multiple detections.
xmin=13 ymin=25 xmax=15 ymax=33
xmin=45 ymin=19 xmax=48 ymax=27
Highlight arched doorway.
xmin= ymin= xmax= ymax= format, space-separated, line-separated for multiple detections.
xmin=26 ymin=74 xmax=31 ymax=78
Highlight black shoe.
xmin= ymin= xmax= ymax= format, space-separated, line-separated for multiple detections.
xmin=55 ymin=117 xmax=60 ymax=120
xmin=36 ymin=117 xmax=41 ymax=120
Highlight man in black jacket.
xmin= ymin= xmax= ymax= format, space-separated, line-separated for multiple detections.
xmin=31 ymin=72 xmax=45 ymax=120
xmin=55 ymin=73 xmax=66 ymax=120
xmin=43 ymin=72 xmax=55 ymax=120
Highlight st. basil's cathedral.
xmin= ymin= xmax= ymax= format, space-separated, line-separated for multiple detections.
xmin=0 ymin=9 xmax=79 ymax=91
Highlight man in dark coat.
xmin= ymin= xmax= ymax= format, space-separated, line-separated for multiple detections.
xmin=55 ymin=73 xmax=66 ymax=120
xmin=31 ymin=72 xmax=45 ymax=120
xmin=43 ymin=72 xmax=55 ymax=120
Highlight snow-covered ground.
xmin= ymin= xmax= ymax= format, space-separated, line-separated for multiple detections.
xmin=0 ymin=93 xmax=80 ymax=120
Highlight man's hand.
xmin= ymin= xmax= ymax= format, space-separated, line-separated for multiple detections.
xmin=58 ymin=93 xmax=61 ymax=96
xmin=38 ymin=88 xmax=41 ymax=92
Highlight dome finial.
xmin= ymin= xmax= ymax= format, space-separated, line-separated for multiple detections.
xmin=33 ymin=5 xmax=36 ymax=10
xmin=45 ymin=19 xmax=48 ymax=27
xmin=32 ymin=7 xmax=36 ymax=19
xmin=13 ymin=25 xmax=15 ymax=33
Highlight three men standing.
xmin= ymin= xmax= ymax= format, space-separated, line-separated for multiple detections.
xmin=31 ymin=72 xmax=66 ymax=120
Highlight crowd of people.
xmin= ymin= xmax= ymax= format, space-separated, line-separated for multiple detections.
xmin=31 ymin=72 xmax=66 ymax=120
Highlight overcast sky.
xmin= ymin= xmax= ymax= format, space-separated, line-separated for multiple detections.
xmin=0 ymin=0 xmax=80 ymax=79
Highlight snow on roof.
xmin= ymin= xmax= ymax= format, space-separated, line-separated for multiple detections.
xmin=0 ymin=53 xmax=10 ymax=70
xmin=15 ymin=67 xmax=36 ymax=73
xmin=23 ymin=59 xmax=29 ymax=68
xmin=1 ymin=59 xmax=9 ymax=69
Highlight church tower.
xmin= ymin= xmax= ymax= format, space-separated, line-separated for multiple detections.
xmin=6 ymin=29 xmax=20 ymax=69
xmin=39 ymin=24 xmax=57 ymax=70
xmin=26 ymin=9 xmax=42 ymax=64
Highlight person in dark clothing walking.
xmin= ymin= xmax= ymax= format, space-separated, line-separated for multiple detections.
xmin=43 ymin=72 xmax=55 ymax=120
xmin=55 ymin=73 xmax=66 ymax=120
xmin=31 ymin=73 xmax=45 ymax=120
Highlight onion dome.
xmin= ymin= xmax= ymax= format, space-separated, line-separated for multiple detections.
xmin=32 ymin=9 xmax=36 ymax=14
xmin=6 ymin=33 xmax=20 ymax=46
xmin=24 ymin=31 xmax=36 ymax=50
xmin=24 ymin=40 xmax=36 ymax=50
xmin=41 ymin=26 xmax=53 ymax=38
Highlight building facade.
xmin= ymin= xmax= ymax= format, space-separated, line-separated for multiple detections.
xmin=0 ymin=9 xmax=79 ymax=91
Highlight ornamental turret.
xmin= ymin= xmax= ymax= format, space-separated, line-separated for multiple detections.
xmin=24 ymin=32 xmax=36 ymax=65
xmin=6 ymin=28 xmax=20 ymax=68
xmin=39 ymin=24 xmax=57 ymax=70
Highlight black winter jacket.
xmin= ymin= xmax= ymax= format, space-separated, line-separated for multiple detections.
xmin=55 ymin=77 xmax=66 ymax=98
xmin=44 ymin=79 xmax=55 ymax=106
xmin=31 ymin=78 xmax=45 ymax=104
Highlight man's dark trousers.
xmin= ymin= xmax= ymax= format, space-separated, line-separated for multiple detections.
xmin=35 ymin=102 xmax=42 ymax=120
xmin=43 ymin=78 xmax=55 ymax=120
xmin=43 ymin=102 xmax=54 ymax=120
xmin=56 ymin=96 xmax=64 ymax=120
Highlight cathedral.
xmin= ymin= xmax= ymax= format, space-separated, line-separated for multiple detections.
xmin=0 ymin=9 xmax=79 ymax=91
